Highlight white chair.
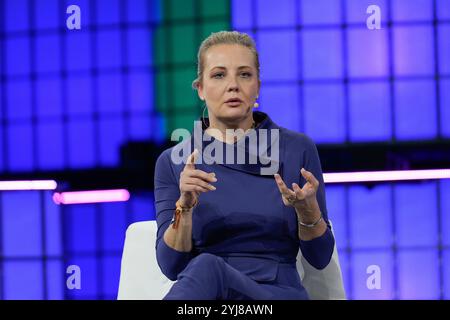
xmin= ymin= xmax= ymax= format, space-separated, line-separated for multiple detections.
xmin=117 ymin=220 xmax=346 ymax=300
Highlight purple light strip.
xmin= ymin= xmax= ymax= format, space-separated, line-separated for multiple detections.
xmin=0 ymin=180 xmax=58 ymax=190
xmin=323 ymin=169 xmax=450 ymax=183
xmin=53 ymin=189 xmax=130 ymax=205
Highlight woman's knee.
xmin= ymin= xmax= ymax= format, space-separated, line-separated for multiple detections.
xmin=178 ymin=253 xmax=227 ymax=286
xmin=167 ymin=253 xmax=227 ymax=299
xmin=189 ymin=253 xmax=225 ymax=269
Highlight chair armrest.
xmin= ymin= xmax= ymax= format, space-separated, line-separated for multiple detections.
xmin=117 ymin=221 xmax=174 ymax=300
xmin=296 ymin=220 xmax=347 ymax=300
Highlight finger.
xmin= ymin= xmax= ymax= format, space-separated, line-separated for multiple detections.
xmin=185 ymin=177 xmax=216 ymax=190
xmin=301 ymin=168 xmax=319 ymax=188
xmin=185 ymin=177 xmax=216 ymax=191
xmin=183 ymin=169 xmax=217 ymax=182
xmin=185 ymin=149 xmax=199 ymax=169
xmin=292 ymin=183 xmax=306 ymax=200
xmin=274 ymin=174 xmax=296 ymax=199
xmin=184 ymin=183 xmax=210 ymax=193
xmin=188 ymin=169 xmax=217 ymax=183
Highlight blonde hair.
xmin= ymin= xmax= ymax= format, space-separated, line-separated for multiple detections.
xmin=192 ymin=31 xmax=260 ymax=90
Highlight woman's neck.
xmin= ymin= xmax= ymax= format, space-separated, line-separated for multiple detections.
xmin=206 ymin=117 xmax=255 ymax=144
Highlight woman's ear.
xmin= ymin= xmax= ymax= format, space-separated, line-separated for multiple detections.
xmin=197 ymin=82 xmax=205 ymax=101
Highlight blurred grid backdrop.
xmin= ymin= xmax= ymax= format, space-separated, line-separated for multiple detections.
xmin=231 ymin=0 xmax=450 ymax=300
xmin=154 ymin=0 xmax=229 ymax=134
xmin=233 ymin=0 xmax=450 ymax=142
xmin=0 ymin=0 xmax=163 ymax=299
xmin=0 ymin=0 xmax=449 ymax=299
xmin=1 ymin=0 xmax=165 ymax=172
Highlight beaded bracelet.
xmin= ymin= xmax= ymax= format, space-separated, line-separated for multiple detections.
xmin=171 ymin=199 xmax=198 ymax=229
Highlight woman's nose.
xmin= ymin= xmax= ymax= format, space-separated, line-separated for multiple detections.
xmin=227 ymin=79 xmax=239 ymax=92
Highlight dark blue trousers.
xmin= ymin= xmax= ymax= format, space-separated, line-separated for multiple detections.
xmin=163 ymin=253 xmax=309 ymax=300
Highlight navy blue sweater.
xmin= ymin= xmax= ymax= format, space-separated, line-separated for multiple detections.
xmin=154 ymin=111 xmax=335 ymax=281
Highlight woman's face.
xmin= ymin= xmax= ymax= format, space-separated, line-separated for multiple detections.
xmin=198 ymin=44 xmax=260 ymax=125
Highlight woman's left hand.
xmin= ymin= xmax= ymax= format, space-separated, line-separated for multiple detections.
xmin=274 ymin=168 xmax=321 ymax=220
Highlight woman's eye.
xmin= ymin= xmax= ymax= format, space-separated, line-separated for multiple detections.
xmin=213 ymin=73 xmax=224 ymax=79
xmin=240 ymin=72 xmax=252 ymax=78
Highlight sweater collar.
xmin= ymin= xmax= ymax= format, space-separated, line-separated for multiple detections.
xmin=189 ymin=111 xmax=283 ymax=176
xmin=199 ymin=110 xmax=280 ymax=132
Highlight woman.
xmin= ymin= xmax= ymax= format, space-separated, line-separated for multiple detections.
xmin=154 ymin=31 xmax=335 ymax=300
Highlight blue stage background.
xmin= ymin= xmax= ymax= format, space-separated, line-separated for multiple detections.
xmin=0 ymin=0 xmax=449 ymax=299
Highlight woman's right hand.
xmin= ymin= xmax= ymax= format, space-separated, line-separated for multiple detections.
xmin=179 ymin=149 xmax=217 ymax=207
